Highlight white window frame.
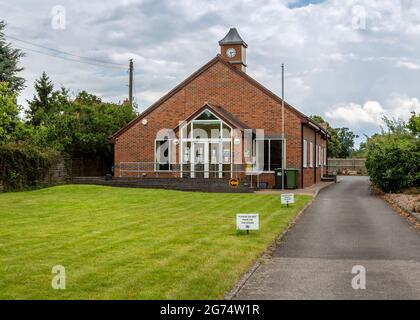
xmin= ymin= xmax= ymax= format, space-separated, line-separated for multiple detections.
xmin=179 ymin=109 xmax=233 ymax=178
xmin=303 ymin=139 xmax=307 ymax=168
xmin=154 ymin=139 xmax=172 ymax=172
xmin=309 ymin=142 xmax=313 ymax=168
xmin=323 ymin=146 xmax=327 ymax=165
xmin=319 ymin=146 xmax=323 ymax=166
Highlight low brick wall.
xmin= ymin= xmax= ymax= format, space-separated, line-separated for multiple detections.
xmin=71 ymin=176 xmax=254 ymax=193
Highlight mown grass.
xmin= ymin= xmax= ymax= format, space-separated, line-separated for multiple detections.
xmin=0 ymin=185 xmax=312 ymax=299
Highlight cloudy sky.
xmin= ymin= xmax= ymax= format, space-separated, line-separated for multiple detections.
xmin=2 ymin=0 xmax=420 ymax=146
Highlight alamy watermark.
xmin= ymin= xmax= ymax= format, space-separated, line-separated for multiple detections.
xmin=51 ymin=265 xmax=66 ymax=290
xmin=351 ymin=265 xmax=366 ymax=290
xmin=51 ymin=5 xmax=66 ymax=30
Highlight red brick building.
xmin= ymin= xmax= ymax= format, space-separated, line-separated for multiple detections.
xmin=109 ymin=28 xmax=329 ymax=189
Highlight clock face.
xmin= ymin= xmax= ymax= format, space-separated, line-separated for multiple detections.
xmin=226 ymin=48 xmax=236 ymax=58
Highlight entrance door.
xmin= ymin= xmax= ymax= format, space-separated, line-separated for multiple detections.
xmin=192 ymin=142 xmax=209 ymax=178
xmin=209 ymin=142 xmax=222 ymax=178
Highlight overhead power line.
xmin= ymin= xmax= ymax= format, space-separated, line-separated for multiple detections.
xmin=5 ymin=34 xmax=125 ymax=68
xmin=12 ymin=43 xmax=126 ymax=70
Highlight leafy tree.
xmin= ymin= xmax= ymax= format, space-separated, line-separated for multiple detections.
xmin=334 ymin=128 xmax=358 ymax=158
xmin=26 ymin=72 xmax=54 ymax=126
xmin=0 ymin=21 xmax=25 ymax=93
xmin=381 ymin=116 xmax=407 ymax=135
xmin=309 ymin=115 xmax=325 ymax=125
xmin=28 ymin=90 xmax=136 ymax=159
xmin=407 ymin=112 xmax=420 ymax=136
xmin=350 ymin=138 xmax=368 ymax=158
xmin=310 ymin=115 xmax=358 ymax=158
xmin=0 ymin=82 xmax=22 ymax=144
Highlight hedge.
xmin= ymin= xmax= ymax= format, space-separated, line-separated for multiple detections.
xmin=0 ymin=142 xmax=60 ymax=191
xmin=366 ymin=134 xmax=420 ymax=193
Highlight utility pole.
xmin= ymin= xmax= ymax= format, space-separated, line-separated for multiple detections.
xmin=128 ymin=59 xmax=133 ymax=109
xmin=281 ymin=63 xmax=285 ymax=190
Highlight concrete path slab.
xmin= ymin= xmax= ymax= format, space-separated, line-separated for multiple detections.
xmin=255 ymin=180 xmax=334 ymax=196
xmin=236 ymin=176 xmax=420 ymax=300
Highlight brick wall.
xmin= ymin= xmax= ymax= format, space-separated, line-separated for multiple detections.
xmin=114 ymin=57 xmax=327 ymax=188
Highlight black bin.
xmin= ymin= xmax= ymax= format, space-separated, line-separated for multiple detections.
xmin=274 ymin=168 xmax=284 ymax=189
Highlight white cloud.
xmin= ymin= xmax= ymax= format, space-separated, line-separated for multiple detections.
xmin=326 ymin=101 xmax=384 ymax=124
xmin=325 ymin=96 xmax=420 ymax=126
xmin=1 ymin=0 xmax=420 ymax=140
xmin=395 ymin=60 xmax=420 ymax=70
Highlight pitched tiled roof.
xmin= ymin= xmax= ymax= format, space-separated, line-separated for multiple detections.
xmin=109 ymin=55 xmax=328 ymax=142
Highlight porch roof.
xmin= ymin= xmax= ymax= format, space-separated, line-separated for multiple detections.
xmin=174 ymin=103 xmax=252 ymax=132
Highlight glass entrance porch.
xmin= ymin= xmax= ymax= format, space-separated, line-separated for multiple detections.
xmin=180 ymin=109 xmax=232 ymax=178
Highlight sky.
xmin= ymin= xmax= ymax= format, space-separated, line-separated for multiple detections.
xmin=2 ymin=0 xmax=420 ymax=147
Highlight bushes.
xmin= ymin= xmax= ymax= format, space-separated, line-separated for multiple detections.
xmin=0 ymin=142 xmax=60 ymax=191
xmin=366 ymin=132 xmax=420 ymax=193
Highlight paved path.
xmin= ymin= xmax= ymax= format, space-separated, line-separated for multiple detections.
xmin=236 ymin=176 xmax=420 ymax=299
xmin=255 ymin=181 xmax=334 ymax=196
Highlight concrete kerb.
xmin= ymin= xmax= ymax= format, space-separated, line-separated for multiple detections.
xmin=224 ymin=181 xmax=336 ymax=300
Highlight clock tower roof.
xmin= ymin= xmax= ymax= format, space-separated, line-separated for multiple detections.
xmin=218 ymin=28 xmax=248 ymax=48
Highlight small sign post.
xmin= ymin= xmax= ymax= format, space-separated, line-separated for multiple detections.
xmin=229 ymin=178 xmax=239 ymax=189
xmin=281 ymin=193 xmax=295 ymax=207
xmin=236 ymin=214 xmax=259 ymax=234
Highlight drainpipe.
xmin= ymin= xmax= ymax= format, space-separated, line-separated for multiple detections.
xmin=281 ymin=64 xmax=285 ymax=190
xmin=301 ymin=123 xmax=304 ymax=188
xmin=314 ymin=130 xmax=316 ymax=184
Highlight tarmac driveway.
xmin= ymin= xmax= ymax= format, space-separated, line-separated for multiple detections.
xmin=236 ymin=176 xmax=420 ymax=299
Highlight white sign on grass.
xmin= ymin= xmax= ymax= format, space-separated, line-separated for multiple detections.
xmin=281 ymin=193 xmax=295 ymax=205
xmin=236 ymin=214 xmax=259 ymax=230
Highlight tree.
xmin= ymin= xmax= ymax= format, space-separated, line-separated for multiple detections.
xmin=26 ymin=72 xmax=54 ymax=126
xmin=310 ymin=115 xmax=358 ymax=158
xmin=407 ymin=112 xmax=420 ymax=136
xmin=335 ymin=127 xmax=358 ymax=158
xmin=0 ymin=82 xmax=22 ymax=144
xmin=309 ymin=115 xmax=326 ymax=125
xmin=0 ymin=20 xmax=25 ymax=93
xmin=27 ymin=90 xmax=136 ymax=159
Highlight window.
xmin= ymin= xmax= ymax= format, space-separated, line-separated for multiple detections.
xmin=195 ymin=110 xmax=218 ymax=120
xmin=315 ymin=145 xmax=319 ymax=167
xmin=323 ymin=147 xmax=327 ymax=165
xmin=319 ymin=146 xmax=322 ymax=166
xmin=180 ymin=109 xmax=232 ymax=141
xmin=256 ymin=139 xmax=282 ymax=171
xmin=309 ymin=142 xmax=313 ymax=167
xmin=303 ymin=140 xmax=307 ymax=168
xmin=155 ymin=139 xmax=171 ymax=171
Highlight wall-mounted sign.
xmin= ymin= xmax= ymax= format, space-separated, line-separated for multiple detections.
xmin=281 ymin=193 xmax=295 ymax=205
xmin=236 ymin=214 xmax=259 ymax=231
xmin=229 ymin=178 xmax=239 ymax=188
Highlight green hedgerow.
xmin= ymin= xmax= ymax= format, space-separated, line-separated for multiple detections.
xmin=0 ymin=142 xmax=60 ymax=191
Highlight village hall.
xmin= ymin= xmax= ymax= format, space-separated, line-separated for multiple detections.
xmin=109 ymin=28 xmax=329 ymax=189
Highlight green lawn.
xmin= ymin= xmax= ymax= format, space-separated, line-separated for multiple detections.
xmin=0 ymin=185 xmax=312 ymax=299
